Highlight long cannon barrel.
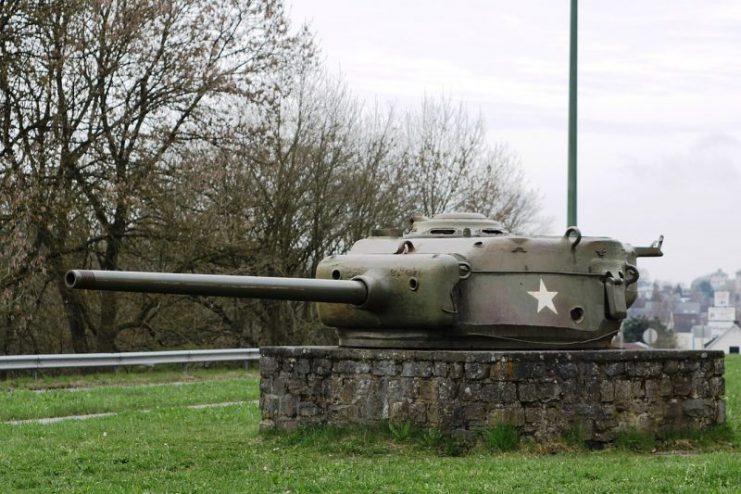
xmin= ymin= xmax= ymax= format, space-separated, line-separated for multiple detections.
xmin=65 ymin=269 xmax=369 ymax=305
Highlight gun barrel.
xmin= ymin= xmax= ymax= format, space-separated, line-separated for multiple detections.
xmin=65 ymin=269 xmax=368 ymax=305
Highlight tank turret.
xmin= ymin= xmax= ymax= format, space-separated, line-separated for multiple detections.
xmin=66 ymin=212 xmax=663 ymax=349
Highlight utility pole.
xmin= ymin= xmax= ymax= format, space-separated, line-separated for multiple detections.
xmin=567 ymin=0 xmax=578 ymax=227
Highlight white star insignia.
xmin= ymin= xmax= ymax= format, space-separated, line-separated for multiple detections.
xmin=528 ymin=278 xmax=558 ymax=315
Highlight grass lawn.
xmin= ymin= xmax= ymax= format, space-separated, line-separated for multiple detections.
xmin=0 ymin=359 xmax=738 ymax=493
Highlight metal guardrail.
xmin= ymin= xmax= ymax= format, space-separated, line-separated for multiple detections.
xmin=0 ymin=348 xmax=260 ymax=371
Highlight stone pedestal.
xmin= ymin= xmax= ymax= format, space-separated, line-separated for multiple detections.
xmin=259 ymin=347 xmax=725 ymax=443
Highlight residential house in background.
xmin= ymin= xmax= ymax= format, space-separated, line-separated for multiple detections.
xmin=627 ymin=269 xmax=741 ymax=350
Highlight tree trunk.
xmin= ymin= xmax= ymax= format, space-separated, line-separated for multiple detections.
xmin=55 ymin=278 xmax=89 ymax=353
xmin=97 ymin=290 xmax=119 ymax=352
xmin=96 ymin=231 xmax=123 ymax=352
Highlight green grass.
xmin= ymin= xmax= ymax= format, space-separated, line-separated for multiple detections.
xmin=0 ymin=367 xmax=249 ymax=391
xmin=0 ymin=372 xmax=258 ymax=421
xmin=0 ymin=358 xmax=739 ymax=492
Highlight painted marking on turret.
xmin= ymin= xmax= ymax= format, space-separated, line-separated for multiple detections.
xmin=528 ymin=278 xmax=558 ymax=315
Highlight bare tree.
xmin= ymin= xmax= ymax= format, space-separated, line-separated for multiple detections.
xmin=0 ymin=0 xmax=311 ymax=352
xmin=398 ymin=96 xmax=542 ymax=233
xmin=1 ymin=4 xmax=544 ymax=353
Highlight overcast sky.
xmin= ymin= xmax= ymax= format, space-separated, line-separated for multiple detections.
xmin=288 ymin=1 xmax=741 ymax=286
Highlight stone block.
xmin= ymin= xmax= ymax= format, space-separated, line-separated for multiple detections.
xmin=559 ymin=381 xmax=579 ymax=404
xmin=328 ymin=404 xmax=358 ymax=423
xmin=709 ymin=377 xmax=725 ymax=398
xmin=354 ymin=377 xmax=374 ymax=398
xmin=295 ymin=358 xmax=311 ymax=375
xmin=678 ymin=360 xmax=700 ymax=373
xmin=261 ymin=394 xmax=279 ymax=419
xmin=592 ymin=430 xmax=617 ymax=442
xmin=613 ymin=380 xmax=632 ymax=405
xmin=449 ymin=362 xmax=464 ymax=379
xmin=459 ymin=383 xmax=482 ymax=402
xmin=557 ymin=362 xmax=579 ymax=379
xmin=518 ymin=383 xmax=539 ymax=403
xmin=282 ymin=357 xmax=296 ymax=372
xmin=644 ymin=379 xmax=661 ymax=403
xmin=659 ymin=376 xmax=673 ymax=397
xmin=537 ymin=381 xmax=561 ymax=402
xmin=334 ymin=360 xmax=370 ymax=374
xmin=278 ymin=394 xmax=297 ymax=418
xmin=465 ymin=362 xmax=489 ymax=380
xmin=298 ymin=401 xmax=320 ymax=418
xmin=663 ymin=360 xmax=679 ymax=374
xmin=523 ymin=362 xmax=546 ymax=380
xmin=463 ymin=403 xmax=487 ymax=426
xmin=373 ymin=360 xmax=399 ymax=376
xmin=579 ymin=362 xmax=600 ymax=380
xmin=259 ymin=347 xmax=725 ymax=442
xmin=593 ymin=406 xmax=617 ymax=432
xmin=630 ymin=412 xmax=655 ymax=432
xmin=259 ymin=378 xmax=272 ymax=395
xmin=418 ymin=379 xmax=437 ymax=401
xmin=603 ymin=362 xmax=625 ymax=377
xmin=437 ymin=378 xmax=457 ymax=401
xmin=312 ymin=358 xmax=332 ymax=376
xmin=489 ymin=405 xmax=525 ymax=426
xmin=387 ymin=378 xmax=415 ymax=402
xmin=260 ymin=356 xmax=278 ymax=376
xmin=524 ymin=406 xmax=546 ymax=429
xmin=579 ymin=379 xmax=602 ymax=402
xmin=271 ymin=374 xmax=287 ymax=395
xmin=402 ymin=360 xmax=433 ymax=377
xmin=664 ymin=399 xmax=683 ymax=421
xmin=433 ymin=361 xmax=449 ymax=377
xmin=682 ymin=399 xmax=714 ymax=418
xmin=673 ymin=375 xmax=692 ymax=396
xmin=626 ymin=361 xmax=659 ymax=378
xmin=409 ymin=402 xmax=428 ymax=425
xmin=307 ymin=376 xmax=329 ymax=398
xmin=259 ymin=419 xmax=275 ymax=431
xmin=389 ymin=401 xmax=409 ymax=424
xmin=691 ymin=375 xmax=711 ymax=398
xmin=714 ymin=358 xmax=725 ymax=376
xmin=286 ymin=377 xmax=305 ymax=395
xmin=645 ymin=362 xmax=664 ymax=378
xmin=600 ymin=381 xmax=614 ymax=402
xmin=275 ymin=419 xmax=299 ymax=431
xmin=716 ymin=401 xmax=726 ymax=423
xmin=361 ymin=392 xmax=385 ymax=419
xmin=480 ymin=382 xmax=517 ymax=404
xmin=490 ymin=359 xmax=515 ymax=381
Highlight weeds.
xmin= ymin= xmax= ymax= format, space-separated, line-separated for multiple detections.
xmin=563 ymin=422 xmax=587 ymax=448
xmin=389 ymin=421 xmax=413 ymax=441
xmin=485 ymin=424 xmax=520 ymax=452
xmin=615 ymin=429 xmax=656 ymax=452
xmin=421 ymin=428 xmax=443 ymax=448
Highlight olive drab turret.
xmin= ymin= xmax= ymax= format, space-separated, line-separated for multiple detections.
xmin=66 ymin=212 xmax=663 ymax=349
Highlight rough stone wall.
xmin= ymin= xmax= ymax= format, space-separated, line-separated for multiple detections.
xmin=259 ymin=347 xmax=725 ymax=443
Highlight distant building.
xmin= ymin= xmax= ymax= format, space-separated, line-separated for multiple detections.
xmin=715 ymin=291 xmax=730 ymax=307
xmin=675 ymin=325 xmax=714 ymax=350
xmin=673 ymin=301 xmax=701 ymax=315
xmin=669 ymin=312 xmax=701 ymax=333
xmin=710 ymin=269 xmax=729 ymax=290
xmin=628 ymin=301 xmax=664 ymax=321
xmin=705 ymin=325 xmax=741 ymax=354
